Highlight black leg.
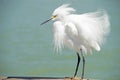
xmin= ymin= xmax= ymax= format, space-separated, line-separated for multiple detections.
xmin=81 ymin=49 xmax=85 ymax=79
xmin=74 ymin=52 xmax=81 ymax=77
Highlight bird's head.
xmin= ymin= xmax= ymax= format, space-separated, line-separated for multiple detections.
xmin=41 ymin=4 xmax=75 ymax=25
xmin=52 ymin=4 xmax=75 ymax=20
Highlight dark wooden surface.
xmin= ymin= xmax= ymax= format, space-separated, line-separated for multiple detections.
xmin=0 ymin=76 xmax=94 ymax=80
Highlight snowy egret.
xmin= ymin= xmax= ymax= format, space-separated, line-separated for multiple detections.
xmin=41 ymin=4 xmax=110 ymax=79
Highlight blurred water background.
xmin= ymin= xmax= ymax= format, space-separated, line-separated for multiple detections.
xmin=0 ymin=0 xmax=120 ymax=80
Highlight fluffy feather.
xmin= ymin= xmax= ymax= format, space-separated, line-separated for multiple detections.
xmin=53 ymin=4 xmax=75 ymax=16
xmin=52 ymin=4 xmax=110 ymax=54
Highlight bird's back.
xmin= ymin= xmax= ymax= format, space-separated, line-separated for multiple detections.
xmin=66 ymin=10 xmax=110 ymax=52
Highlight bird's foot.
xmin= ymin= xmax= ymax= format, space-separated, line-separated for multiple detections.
xmin=65 ymin=77 xmax=84 ymax=80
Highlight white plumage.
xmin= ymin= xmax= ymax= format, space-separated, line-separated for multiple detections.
xmin=41 ymin=4 xmax=110 ymax=78
xmin=52 ymin=4 xmax=110 ymax=54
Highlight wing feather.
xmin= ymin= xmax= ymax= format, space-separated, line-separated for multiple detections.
xmin=72 ymin=10 xmax=110 ymax=52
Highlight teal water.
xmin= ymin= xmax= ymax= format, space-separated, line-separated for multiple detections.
xmin=0 ymin=0 xmax=120 ymax=80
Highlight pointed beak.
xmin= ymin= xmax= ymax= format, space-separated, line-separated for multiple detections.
xmin=40 ymin=15 xmax=57 ymax=25
xmin=40 ymin=18 xmax=52 ymax=25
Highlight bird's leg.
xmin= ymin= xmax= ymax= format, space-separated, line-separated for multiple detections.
xmin=80 ymin=49 xmax=85 ymax=79
xmin=74 ymin=52 xmax=81 ymax=77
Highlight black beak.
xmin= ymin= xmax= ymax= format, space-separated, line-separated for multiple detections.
xmin=40 ymin=18 xmax=52 ymax=25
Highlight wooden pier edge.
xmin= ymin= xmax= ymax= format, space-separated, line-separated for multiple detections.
xmin=0 ymin=76 xmax=98 ymax=80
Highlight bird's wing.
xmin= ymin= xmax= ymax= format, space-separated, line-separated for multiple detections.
xmin=75 ymin=10 xmax=110 ymax=51
xmin=65 ymin=22 xmax=78 ymax=37
xmin=64 ymin=22 xmax=83 ymax=52
xmin=53 ymin=21 xmax=65 ymax=52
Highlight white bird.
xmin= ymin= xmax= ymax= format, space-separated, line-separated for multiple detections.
xmin=41 ymin=4 xmax=110 ymax=79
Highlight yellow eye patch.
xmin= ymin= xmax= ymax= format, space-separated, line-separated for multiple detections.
xmin=52 ymin=15 xmax=57 ymax=19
